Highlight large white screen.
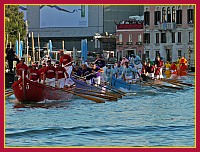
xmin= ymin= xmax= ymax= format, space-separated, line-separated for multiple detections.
xmin=40 ymin=5 xmax=88 ymax=28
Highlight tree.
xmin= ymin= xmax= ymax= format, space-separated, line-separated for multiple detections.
xmin=5 ymin=5 xmax=26 ymax=48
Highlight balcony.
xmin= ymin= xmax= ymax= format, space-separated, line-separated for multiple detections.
xmin=159 ymin=22 xmax=176 ymax=30
xmin=126 ymin=42 xmax=133 ymax=45
xmin=116 ymin=42 xmax=123 ymax=45
xmin=135 ymin=42 xmax=142 ymax=45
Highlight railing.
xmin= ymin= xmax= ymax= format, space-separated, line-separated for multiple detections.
xmin=159 ymin=22 xmax=176 ymax=30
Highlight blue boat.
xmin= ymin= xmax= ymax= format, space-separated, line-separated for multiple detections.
xmin=111 ymin=76 xmax=141 ymax=91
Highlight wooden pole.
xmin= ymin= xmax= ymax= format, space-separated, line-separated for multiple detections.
xmin=38 ymin=33 xmax=41 ymax=64
xmin=62 ymin=40 xmax=64 ymax=51
xmin=32 ymin=32 xmax=35 ymax=63
xmin=26 ymin=34 xmax=29 ymax=66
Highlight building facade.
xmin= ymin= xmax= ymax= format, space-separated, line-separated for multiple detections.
xmin=116 ymin=22 xmax=144 ymax=60
xmin=143 ymin=5 xmax=195 ymax=68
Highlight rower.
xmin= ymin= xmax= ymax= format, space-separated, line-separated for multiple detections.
xmin=55 ymin=61 xmax=69 ymax=88
xmin=58 ymin=50 xmax=74 ymax=87
xmin=81 ymin=63 xmax=93 ymax=85
xmin=91 ymin=63 xmax=102 ymax=86
xmin=104 ymin=64 xmax=115 ymax=84
xmin=164 ymin=61 xmax=171 ymax=78
xmin=16 ymin=57 xmax=28 ymax=80
xmin=28 ymin=63 xmax=40 ymax=82
xmin=43 ymin=60 xmax=56 ymax=87
xmin=39 ymin=63 xmax=46 ymax=84
xmin=114 ymin=61 xmax=124 ymax=79
xmin=122 ymin=61 xmax=135 ymax=83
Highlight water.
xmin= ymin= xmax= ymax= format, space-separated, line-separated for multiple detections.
xmin=5 ymin=77 xmax=195 ymax=147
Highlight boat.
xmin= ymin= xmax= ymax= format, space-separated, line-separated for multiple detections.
xmin=111 ymin=76 xmax=141 ymax=91
xmin=12 ymin=75 xmax=73 ymax=103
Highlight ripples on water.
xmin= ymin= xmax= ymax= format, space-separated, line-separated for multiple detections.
xmin=5 ymin=77 xmax=195 ymax=147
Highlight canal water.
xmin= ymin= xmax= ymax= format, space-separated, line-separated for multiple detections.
xmin=5 ymin=76 xmax=195 ymax=147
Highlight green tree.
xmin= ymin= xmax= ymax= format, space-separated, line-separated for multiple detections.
xmin=5 ymin=5 xmax=26 ymax=48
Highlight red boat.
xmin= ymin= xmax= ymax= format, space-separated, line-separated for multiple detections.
xmin=12 ymin=76 xmax=73 ymax=103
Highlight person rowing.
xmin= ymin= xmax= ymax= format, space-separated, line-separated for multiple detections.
xmin=104 ymin=64 xmax=115 ymax=84
xmin=43 ymin=60 xmax=56 ymax=87
xmin=28 ymin=62 xmax=40 ymax=82
xmin=114 ymin=61 xmax=124 ymax=79
xmin=16 ymin=57 xmax=28 ymax=80
xmin=122 ymin=61 xmax=135 ymax=83
xmin=59 ymin=50 xmax=74 ymax=87
xmin=55 ymin=61 xmax=69 ymax=88
xmin=91 ymin=63 xmax=102 ymax=86
xmin=39 ymin=63 xmax=46 ymax=84
xmin=81 ymin=63 xmax=93 ymax=85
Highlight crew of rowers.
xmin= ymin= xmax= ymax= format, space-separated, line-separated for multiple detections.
xmin=15 ymin=50 xmax=189 ymax=88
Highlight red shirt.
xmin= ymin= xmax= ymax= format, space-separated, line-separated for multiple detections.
xmin=39 ymin=67 xmax=46 ymax=80
xmin=59 ymin=54 xmax=72 ymax=66
xmin=55 ymin=66 xmax=66 ymax=79
xmin=29 ymin=68 xmax=40 ymax=81
xmin=16 ymin=63 xmax=28 ymax=76
xmin=44 ymin=66 xmax=56 ymax=79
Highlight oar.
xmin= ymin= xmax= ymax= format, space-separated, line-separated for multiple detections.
xmin=44 ymin=85 xmax=105 ymax=103
xmin=73 ymin=89 xmax=117 ymax=101
xmin=74 ymin=87 xmax=121 ymax=99
xmin=72 ymin=75 xmax=123 ymax=98
xmin=98 ymin=82 xmax=126 ymax=96
xmin=5 ymin=92 xmax=14 ymax=97
xmin=187 ymin=73 xmax=195 ymax=76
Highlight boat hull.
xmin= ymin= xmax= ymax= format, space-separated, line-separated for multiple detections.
xmin=12 ymin=77 xmax=73 ymax=103
xmin=111 ymin=76 xmax=141 ymax=91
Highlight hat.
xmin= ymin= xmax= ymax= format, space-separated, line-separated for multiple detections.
xmin=47 ymin=60 xmax=51 ymax=63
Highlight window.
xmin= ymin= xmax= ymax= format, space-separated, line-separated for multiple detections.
xmin=154 ymin=11 xmax=161 ymax=25
xmin=156 ymin=33 xmax=159 ymax=43
xmin=145 ymin=51 xmax=149 ymax=58
xmin=187 ymin=9 xmax=194 ymax=24
xmin=178 ymin=50 xmax=182 ymax=57
xmin=176 ymin=10 xmax=182 ymax=24
xmin=162 ymin=7 xmax=167 ymax=23
xmin=119 ymin=34 xmax=123 ymax=42
xmin=167 ymin=7 xmax=171 ymax=22
xmin=138 ymin=34 xmax=142 ymax=42
xmin=129 ymin=34 xmax=132 ymax=42
xmin=178 ymin=32 xmax=181 ymax=43
xmin=144 ymin=11 xmax=150 ymax=25
xmin=156 ymin=51 xmax=160 ymax=58
xmin=144 ymin=33 xmax=150 ymax=43
xmin=172 ymin=7 xmax=176 ymax=22
xmin=189 ymin=32 xmax=193 ymax=42
xmin=172 ymin=32 xmax=175 ymax=43
xmin=161 ymin=33 xmax=166 ymax=43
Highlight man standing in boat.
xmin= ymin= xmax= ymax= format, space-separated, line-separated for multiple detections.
xmin=58 ymin=50 xmax=74 ymax=87
xmin=43 ymin=60 xmax=56 ymax=87
xmin=130 ymin=54 xmax=142 ymax=79
xmin=122 ymin=61 xmax=135 ymax=83
xmin=16 ymin=57 xmax=28 ymax=79
xmin=114 ymin=61 xmax=124 ymax=79
xmin=55 ymin=61 xmax=69 ymax=88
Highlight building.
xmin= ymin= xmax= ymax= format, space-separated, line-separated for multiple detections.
xmin=143 ymin=5 xmax=195 ymax=69
xmin=22 ymin=5 xmax=143 ymax=59
xmin=116 ymin=19 xmax=144 ymax=60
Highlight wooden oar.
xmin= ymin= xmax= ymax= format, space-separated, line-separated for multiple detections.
xmin=44 ymin=85 xmax=105 ymax=103
xmin=98 ymin=82 xmax=126 ymax=96
xmin=72 ymin=75 xmax=123 ymax=98
xmin=187 ymin=73 xmax=195 ymax=76
xmin=73 ymin=89 xmax=117 ymax=101
xmin=5 ymin=92 xmax=14 ymax=97
xmin=74 ymin=87 xmax=121 ymax=99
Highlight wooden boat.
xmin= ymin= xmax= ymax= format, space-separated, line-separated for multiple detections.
xmin=111 ymin=76 xmax=141 ymax=91
xmin=12 ymin=75 xmax=73 ymax=103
